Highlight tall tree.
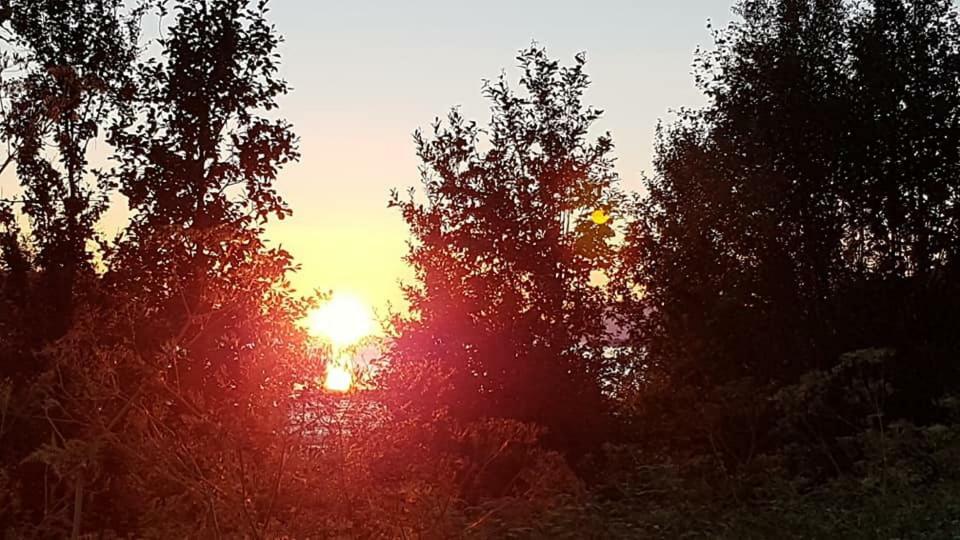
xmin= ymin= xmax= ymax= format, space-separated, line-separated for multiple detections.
xmin=0 ymin=0 xmax=305 ymax=535
xmin=617 ymin=0 xmax=960 ymax=454
xmin=846 ymin=0 xmax=960 ymax=276
xmin=620 ymin=0 xmax=853 ymax=387
xmin=107 ymin=0 xmax=299 ymax=402
xmin=388 ymin=46 xmax=620 ymax=452
xmin=1 ymin=0 xmax=140 ymax=339
xmin=0 ymin=1 xmax=142 ymax=535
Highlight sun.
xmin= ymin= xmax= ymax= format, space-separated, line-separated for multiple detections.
xmin=307 ymin=292 xmax=376 ymax=348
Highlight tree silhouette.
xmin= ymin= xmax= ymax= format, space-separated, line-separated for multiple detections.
xmin=846 ymin=0 xmax=960 ymax=275
xmin=3 ymin=0 xmax=960 ymax=536
xmin=617 ymin=0 xmax=960 ymax=458
xmin=0 ymin=0 xmax=141 ymax=341
xmin=0 ymin=2 xmax=141 ymax=535
xmin=105 ymin=0 xmax=300 ymax=400
xmin=0 ymin=0 xmax=306 ymax=535
xmin=620 ymin=0 xmax=853 ymax=387
xmin=388 ymin=46 xmax=620 ymax=452
xmin=94 ymin=0 xmax=304 ymax=534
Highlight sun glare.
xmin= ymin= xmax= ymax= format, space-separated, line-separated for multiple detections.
xmin=324 ymin=364 xmax=353 ymax=393
xmin=307 ymin=292 xmax=376 ymax=348
xmin=306 ymin=293 xmax=376 ymax=393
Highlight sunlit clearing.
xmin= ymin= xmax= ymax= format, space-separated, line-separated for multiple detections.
xmin=324 ymin=364 xmax=353 ymax=392
xmin=307 ymin=292 xmax=376 ymax=348
xmin=591 ymin=209 xmax=611 ymax=225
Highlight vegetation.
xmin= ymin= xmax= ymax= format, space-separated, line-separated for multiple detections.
xmin=1 ymin=0 xmax=960 ymax=537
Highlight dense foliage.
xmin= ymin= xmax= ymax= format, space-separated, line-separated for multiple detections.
xmin=1 ymin=0 xmax=959 ymax=537
xmin=386 ymin=48 xmax=620 ymax=453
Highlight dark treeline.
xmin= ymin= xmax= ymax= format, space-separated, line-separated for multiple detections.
xmin=2 ymin=0 xmax=960 ymax=537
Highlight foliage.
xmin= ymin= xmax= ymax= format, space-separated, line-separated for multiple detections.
xmin=2 ymin=0 xmax=960 ymax=537
xmin=1 ymin=0 xmax=142 ymax=339
xmin=388 ymin=46 xmax=621 ymax=452
xmin=618 ymin=0 xmax=960 ymax=387
xmin=0 ymin=0 xmax=309 ymax=537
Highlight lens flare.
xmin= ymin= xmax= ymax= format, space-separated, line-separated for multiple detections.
xmin=590 ymin=209 xmax=611 ymax=225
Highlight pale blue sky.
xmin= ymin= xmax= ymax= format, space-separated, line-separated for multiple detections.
xmin=263 ymin=1 xmax=735 ymax=308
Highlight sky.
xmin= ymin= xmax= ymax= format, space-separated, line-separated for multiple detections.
xmin=0 ymin=1 xmax=735 ymax=314
xmin=264 ymin=0 xmax=735 ymax=313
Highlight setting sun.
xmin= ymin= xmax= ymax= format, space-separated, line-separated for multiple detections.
xmin=307 ymin=292 xmax=376 ymax=348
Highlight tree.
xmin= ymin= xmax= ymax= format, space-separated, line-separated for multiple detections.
xmin=388 ymin=46 xmax=621 ymax=453
xmin=0 ymin=0 xmax=307 ymax=535
xmin=617 ymin=0 xmax=960 ymax=458
xmin=0 ymin=0 xmax=141 ymax=340
xmin=845 ymin=0 xmax=960 ymax=276
xmin=93 ymin=0 xmax=304 ymax=535
xmin=106 ymin=0 xmax=300 ymax=408
xmin=0 ymin=1 xmax=141 ymax=535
